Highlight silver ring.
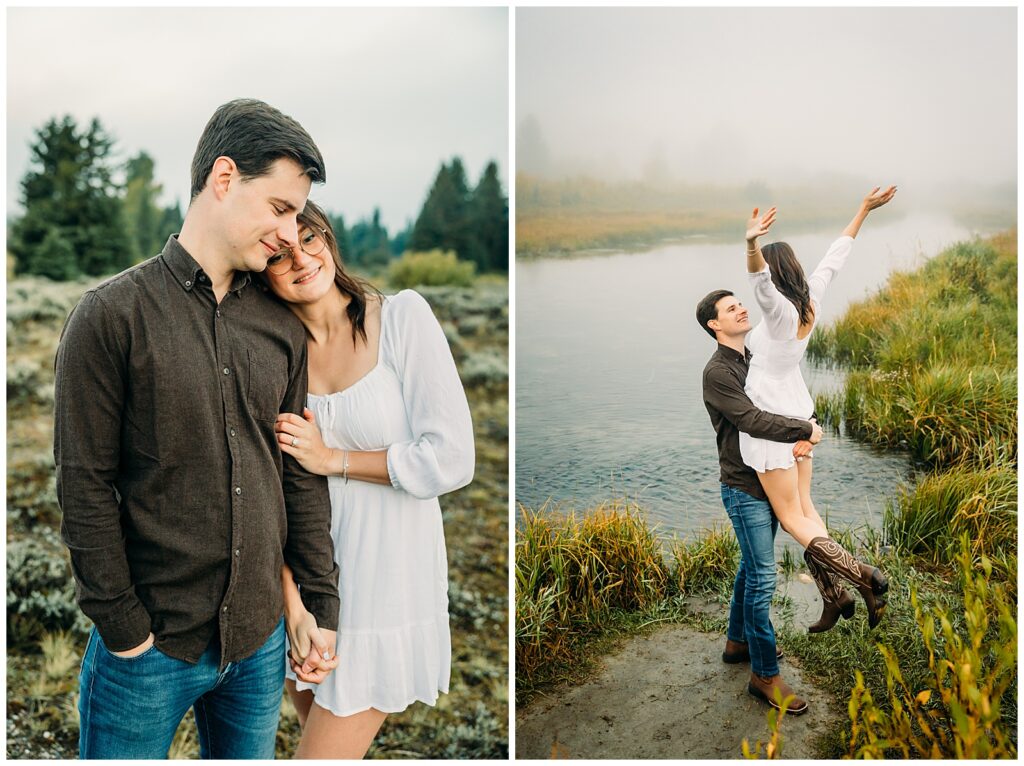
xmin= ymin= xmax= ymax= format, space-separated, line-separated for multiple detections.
xmin=291 ymin=437 xmax=298 ymax=447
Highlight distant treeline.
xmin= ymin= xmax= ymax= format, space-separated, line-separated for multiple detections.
xmin=515 ymin=173 xmax=852 ymax=256
xmin=9 ymin=115 xmax=507 ymax=281
xmin=516 ymin=173 xmax=1015 ymax=256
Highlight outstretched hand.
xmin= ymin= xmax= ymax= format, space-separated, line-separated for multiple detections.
xmin=745 ymin=207 xmax=777 ymax=243
xmin=862 ymin=185 xmax=897 ymax=211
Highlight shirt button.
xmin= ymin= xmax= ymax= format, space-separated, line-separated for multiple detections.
xmin=234 ymin=549 xmax=240 ymax=557
xmin=199 ymin=274 xmax=206 ymax=282
xmin=216 ymin=309 xmax=222 ymax=318
xmin=222 ymin=606 xmax=228 ymax=613
xmin=185 ymin=280 xmax=192 ymax=287
xmin=223 ymin=367 xmax=230 ymax=375
xmin=234 ymin=487 xmax=242 ymax=495
xmin=229 ymin=428 xmax=236 ymax=437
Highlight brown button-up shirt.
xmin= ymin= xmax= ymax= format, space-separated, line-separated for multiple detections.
xmin=702 ymin=343 xmax=813 ymax=500
xmin=55 ymin=236 xmax=339 ymax=669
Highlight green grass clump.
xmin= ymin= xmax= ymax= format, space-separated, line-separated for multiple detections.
xmin=831 ymin=365 xmax=1017 ymax=468
xmin=667 ymin=525 xmax=739 ymax=594
xmin=808 ymin=233 xmax=1017 ymax=372
xmin=387 ymin=249 xmax=476 ymax=288
xmin=884 ymin=464 xmax=1017 ymax=585
xmin=516 ymin=502 xmax=670 ymax=683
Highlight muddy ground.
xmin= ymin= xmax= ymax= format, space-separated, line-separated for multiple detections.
xmin=516 ymin=576 xmax=844 ymax=759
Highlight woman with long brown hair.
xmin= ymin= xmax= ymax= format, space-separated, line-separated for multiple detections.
xmin=261 ymin=200 xmax=474 ymax=757
xmin=741 ymin=187 xmax=896 ymax=633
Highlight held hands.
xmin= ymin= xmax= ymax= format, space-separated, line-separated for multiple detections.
xmin=793 ymin=418 xmax=823 ymax=458
xmin=276 ymin=408 xmax=333 ymax=475
xmin=285 ymin=609 xmax=339 ymax=684
xmin=862 ymin=185 xmax=897 ymax=212
xmin=745 ymin=207 xmax=777 ymax=244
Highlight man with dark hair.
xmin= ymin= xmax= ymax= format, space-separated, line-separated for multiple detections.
xmin=696 ymin=288 xmax=822 ymax=715
xmin=55 ymin=99 xmax=339 ymax=758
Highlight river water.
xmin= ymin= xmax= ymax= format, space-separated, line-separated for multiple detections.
xmin=516 ymin=211 xmax=988 ymax=550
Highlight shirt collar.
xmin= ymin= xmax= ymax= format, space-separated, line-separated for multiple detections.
xmin=160 ymin=235 xmax=251 ymax=296
xmin=716 ymin=342 xmax=752 ymax=365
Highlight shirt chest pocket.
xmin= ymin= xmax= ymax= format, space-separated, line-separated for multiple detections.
xmin=246 ymin=349 xmax=289 ymax=422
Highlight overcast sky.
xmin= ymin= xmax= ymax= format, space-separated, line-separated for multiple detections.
xmin=7 ymin=7 xmax=508 ymax=231
xmin=517 ymin=7 xmax=1016 ymax=190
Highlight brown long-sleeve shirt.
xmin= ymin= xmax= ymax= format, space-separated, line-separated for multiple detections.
xmin=702 ymin=343 xmax=813 ymax=500
xmin=54 ymin=236 xmax=339 ymax=669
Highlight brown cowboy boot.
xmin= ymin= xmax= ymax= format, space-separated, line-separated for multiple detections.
xmin=805 ymin=537 xmax=888 ymax=628
xmin=722 ymin=638 xmax=784 ymax=664
xmin=747 ymin=672 xmax=809 ymax=715
xmin=803 ymin=548 xmax=856 ymax=633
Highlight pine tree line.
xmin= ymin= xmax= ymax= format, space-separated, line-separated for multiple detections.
xmin=9 ymin=115 xmax=507 ymax=281
xmin=9 ymin=117 xmax=181 ymax=281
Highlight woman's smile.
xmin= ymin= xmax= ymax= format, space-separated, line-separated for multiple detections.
xmin=292 ymin=265 xmax=321 ymax=285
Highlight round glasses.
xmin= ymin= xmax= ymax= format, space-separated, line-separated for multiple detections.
xmin=266 ymin=226 xmax=327 ymax=275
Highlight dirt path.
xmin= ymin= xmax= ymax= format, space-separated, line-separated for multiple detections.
xmin=515 ymin=577 xmax=844 ymax=759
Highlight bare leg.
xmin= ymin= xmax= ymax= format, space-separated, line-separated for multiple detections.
xmin=294 ymin=701 xmax=388 ymax=760
xmin=758 ymin=466 xmax=829 ymax=548
xmin=285 ymin=679 xmax=315 ymax=729
xmin=796 ymin=458 xmax=827 ymax=531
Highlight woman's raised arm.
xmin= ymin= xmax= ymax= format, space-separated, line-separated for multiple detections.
xmin=745 ymin=206 xmax=776 ymax=273
xmin=842 ymin=185 xmax=897 ymax=239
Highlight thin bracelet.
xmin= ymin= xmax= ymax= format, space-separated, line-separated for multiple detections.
xmin=342 ymin=450 xmax=349 ymax=483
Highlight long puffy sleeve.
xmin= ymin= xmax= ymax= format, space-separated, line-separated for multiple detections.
xmin=807 ymin=235 xmax=853 ymax=308
xmin=748 ymin=263 xmax=798 ymax=341
xmin=384 ymin=290 xmax=475 ymax=500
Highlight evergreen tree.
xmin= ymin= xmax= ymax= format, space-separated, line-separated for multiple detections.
xmin=470 ymin=161 xmax=508 ymax=272
xmin=328 ymin=212 xmax=352 ymax=263
xmin=390 ymin=220 xmax=413 ymax=256
xmin=410 ymin=159 xmax=472 ymax=258
xmin=123 ymin=151 xmax=162 ymax=260
xmin=157 ymin=200 xmax=184 ymax=247
xmin=348 ymin=209 xmax=391 ymax=269
xmin=10 ymin=116 xmax=134 ymax=279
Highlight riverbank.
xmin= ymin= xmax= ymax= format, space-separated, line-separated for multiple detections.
xmin=515 ymin=230 xmax=1017 ymax=757
xmin=6 ymin=275 xmax=509 ymax=759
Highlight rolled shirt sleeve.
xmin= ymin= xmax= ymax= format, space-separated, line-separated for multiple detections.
xmin=55 ymin=292 xmax=153 ymax=651
xmin=385 ymin=290 xmax=475 ymax=500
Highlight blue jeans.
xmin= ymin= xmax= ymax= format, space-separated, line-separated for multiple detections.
xmin=721 ymin=484 xmax=780 ymax=677
xmin=78 ymin=619 xmax=285 ymax=759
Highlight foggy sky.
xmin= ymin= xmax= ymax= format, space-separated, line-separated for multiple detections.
xmin=7 ymin=7 xmax=508 ymax=231
xmin=517 ymin=7 xmax=1016 ymax=190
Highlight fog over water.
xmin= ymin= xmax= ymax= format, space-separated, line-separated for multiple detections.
xmin=517 ymin=7 xmax=1016 ymax=197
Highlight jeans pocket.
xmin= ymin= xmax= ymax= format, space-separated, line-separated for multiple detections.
xmin=99 ymin=637 xmax=159 ymax=663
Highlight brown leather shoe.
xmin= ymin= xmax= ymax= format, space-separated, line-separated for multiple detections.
xmin=747 ymin=672 xmax=809 ymax=715
xmin=722 ymin=639 xmax=783 ymax=664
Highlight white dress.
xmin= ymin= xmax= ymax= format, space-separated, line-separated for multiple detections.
xmin=285 ymin=289 xmax=475 ymax=716
xmin=740 ymin=236 xmax=853 ymax=473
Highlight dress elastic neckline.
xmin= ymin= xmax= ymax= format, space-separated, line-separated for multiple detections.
xmin=308 ymin=295 xmax=391 ymax=399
